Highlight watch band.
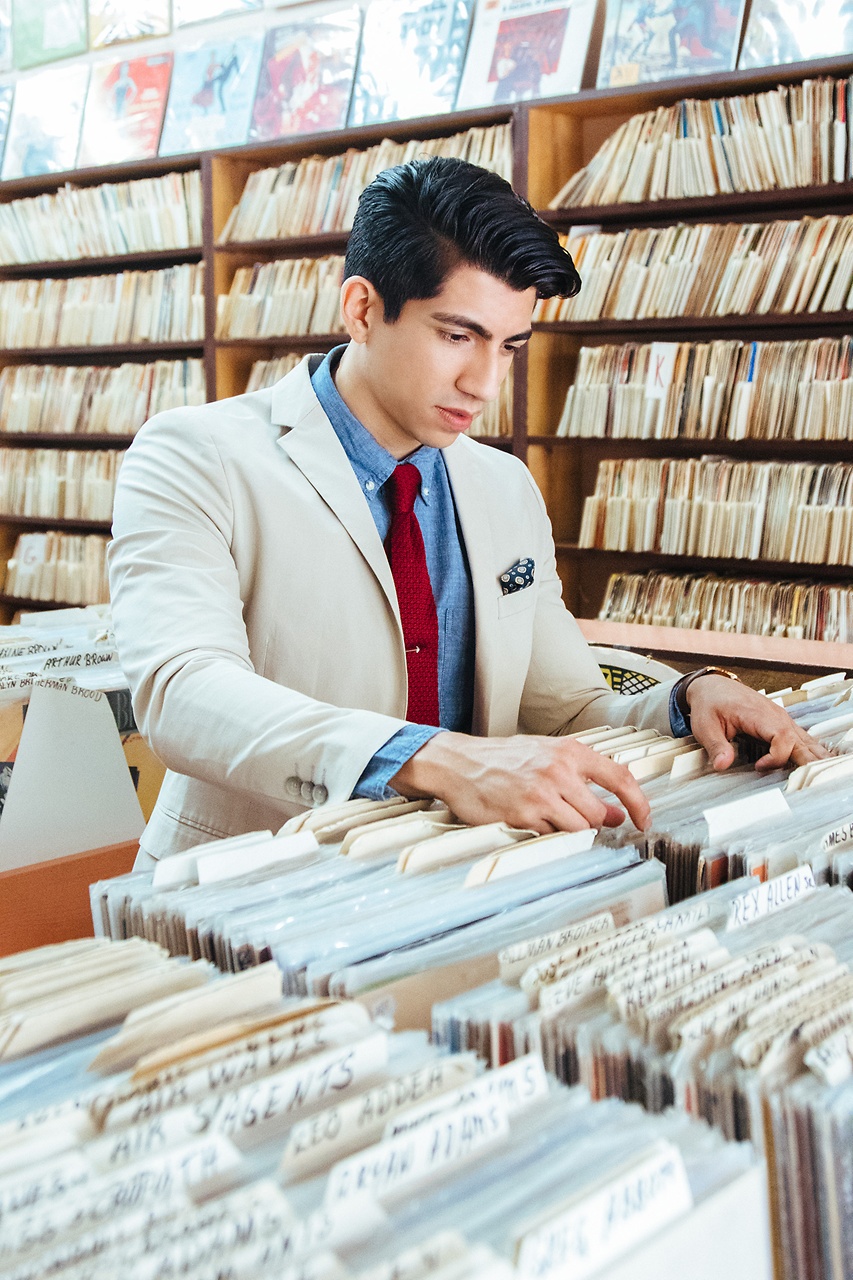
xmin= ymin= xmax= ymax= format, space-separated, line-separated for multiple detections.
xmin=674 ymin=666 xmax=740 ymax=728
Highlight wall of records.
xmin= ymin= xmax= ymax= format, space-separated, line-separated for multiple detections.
xmin=0 ymin=0 xmax=848 ymax=180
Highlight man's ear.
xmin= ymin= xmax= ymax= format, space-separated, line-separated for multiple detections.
xmin=340 ymin=275 xmax=384 ymax=344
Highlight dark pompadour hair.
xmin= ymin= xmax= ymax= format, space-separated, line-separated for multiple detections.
xmin=344 ymin=155 xmax=581 ymax=322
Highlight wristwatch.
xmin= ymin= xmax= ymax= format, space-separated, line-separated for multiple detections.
xmin=674 ymin=666 xmax=740 ymax=729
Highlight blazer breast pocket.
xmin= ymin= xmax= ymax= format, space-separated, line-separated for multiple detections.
xmin=497 ymin=585 xmax=537 ymax=619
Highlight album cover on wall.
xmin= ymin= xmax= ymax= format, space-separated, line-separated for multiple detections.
xmin=349 ymin=0 xmax=473 ymax=125
xmin=0 ymin=85 xmax=13 ymax=168
xmin=78 ymin=52 xmax=172 ymax=166
xmin=457 ymin=0 xmax=596 ymax=109
xmin=159 ymin=33 xmax=263 ymax=154
xmin=2 ymin=64 xmax=89 ymax=178
xmin=12 ymin=0 xmax=88 ymax=69
xmin=172 ymin=0 xmax=261 ymax=25
xmin=597 ymin=0 xmax=745 ymax=87
xmin=249 ymin=7 xmax=361 ymax=141
xmin=88 ymin=0 xmax=171 ymax=47
xmin=739 ymin=0 xmax=853 ymax=69
xmin=0 ymin=0 xmax=11 ymax=73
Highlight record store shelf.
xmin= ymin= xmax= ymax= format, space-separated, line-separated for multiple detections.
xmin=0 ymin=342 xmax=204 ymax=364
xmin=0 ymin=593 xmax=103 ymax=612
xmin=577 ymin=618 xmax=853 ymax=677
xmin=214 ymin=334 xmax=346 ymax=353
xmin=0 ymin=516 xmax=113 ymax=533
xmin=0 ymin=248 xmax=203 ymax=280
xmin=539 ymin=179 xmax=853 ymax=230
xmin=534 ymin=313 xmax=853 ymax=338
xmin=214 ymin=233 xmax=350 ymax=260
xmin=556 ymin=544 xmax=853 ymax=579
xmin=528 ymin=437 xmax=853 ymax=460
xmin=0 ymin=434 xmax=136 ymax=449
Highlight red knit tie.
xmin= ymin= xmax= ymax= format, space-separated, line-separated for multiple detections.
xmin=385 ymin=463 xmax=440 ymax=725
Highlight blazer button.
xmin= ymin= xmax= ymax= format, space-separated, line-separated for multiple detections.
xmin=312 ymin=784 xmax=328 ymax=805
xmin=300 ymin=780 xmax=315 ymax=803
xmin=285 ymin=776 xmax=301 ymax=797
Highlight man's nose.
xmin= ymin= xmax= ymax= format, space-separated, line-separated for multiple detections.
xmin=457 ymin=347 xmax=503 ymax=403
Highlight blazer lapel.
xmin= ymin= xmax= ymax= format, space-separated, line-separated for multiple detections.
xmin=443 ymin=440 xmax=500 ymax=737
xmin=271 ymin=363 xmax=400 ymax=626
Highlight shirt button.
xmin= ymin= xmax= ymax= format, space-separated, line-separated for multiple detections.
xmin=422 ymin=486 xmax=429 ymax=496
xmin=300 ymin=781 xmax=315 ymax=803
xmin=312 ymin=783 xmax=328 ymax=805
xmin=365 ymin=480 xmax=375 ymax=491
xmin=285 ymin=776 xmax=301 ymax=797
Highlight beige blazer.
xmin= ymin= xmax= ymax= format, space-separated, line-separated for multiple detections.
xmin=108 ymin=356 xmax=677 ymax=858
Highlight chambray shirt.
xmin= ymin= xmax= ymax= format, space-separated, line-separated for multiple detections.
xmin=311 ymin=348 xmax=476 ymax=799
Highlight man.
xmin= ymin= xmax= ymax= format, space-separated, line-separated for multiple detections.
xmin=109 ymin=156 xmax=824 ymax=862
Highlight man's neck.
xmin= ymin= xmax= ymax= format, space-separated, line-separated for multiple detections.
xmin=333 ymin=345 xmax=421 ymax=461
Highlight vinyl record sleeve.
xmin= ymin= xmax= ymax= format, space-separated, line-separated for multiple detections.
xmin=739 ymin=0 xmax=853 ymax=69
xmin=88 ymin=0 xmax=171 ymax=48
xmin=597 ymin=0 xmax=745 ymax=87
xmin=79 ymin=52 xmax=172 ymax=166
xmin=349 ymin=0 xmax=473 ymax=126
xmin=249 ymin=7 xmax=361 ymax=141
xmin=0 ymin=0 xmax=11 ymax=73
xmin=0 ymin=85 xmax=12 ymax=169
xmin=1 ymin=64 xmax=89 ymax=179
xmin=159 ymin=33 xmax=263 ymax=155
xmin=456 ymin=0 xmax=597 ymax=110
xmin=172 ymin=0 xmax=262 ymax=25
xmin=11 ymin=0 xmax=87 ymax=69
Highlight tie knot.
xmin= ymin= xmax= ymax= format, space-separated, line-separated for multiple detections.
xmin=387 ymin=463 xmax=421 ymax=516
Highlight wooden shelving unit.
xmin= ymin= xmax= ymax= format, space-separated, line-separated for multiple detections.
xmin=517 ymin=57 xmax=853 ymax=649
xmin=0 ymin=433 xmax=136 ymax=449
xmin=3 ymin=55 xmax=853 ymax=654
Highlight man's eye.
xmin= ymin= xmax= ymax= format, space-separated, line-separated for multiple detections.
xmin=441 ymin=331 xmax=468 ymax=342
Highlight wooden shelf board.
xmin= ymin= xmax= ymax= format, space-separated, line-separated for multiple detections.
xmin=204 ymin=104 xmax=516 ymax=170
xmin=0 ymin=342 xmax=204 ymax=364
xmin=0 ymin=838 xmax=138 ymax=957
xmin=0 ymin=433 xmax=136 ymax=448
xmin=530 ymin=54 xmax=853 ymax=119
xmin=556 ymin=544 xmax=853 ymax=581
xmin=215 ymin=232 xmax=349 ymax=258
xmin=0 ymin=516 xmax=112 ymax=532
xmin=540 ymin=180 xmax=853 ymax=229
xmin=215 ymin=333 xmax=346 ymax=352
xmin=0 ymin=593 xmax=103 ymax=611
xmin=535 ymin=313 xmax=853 ymax=338
xmin=577 ymin=618 xmax=853 ymax=673
xmin=0 ymin=247 xmax=203 ymax=279
xmin=528 ymin=435 xmax=853 ymax=458
xmin=469 ymin=436 xmax=513 ymax=448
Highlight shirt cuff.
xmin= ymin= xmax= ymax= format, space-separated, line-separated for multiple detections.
xmin=353 ymin=725 xmax=445 ymax=801
xmin=669 ymin=682 xmax=691 ymax=738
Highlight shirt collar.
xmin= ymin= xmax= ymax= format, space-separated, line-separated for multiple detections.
xmin=311 ymin=346 xmax=439 ymax=505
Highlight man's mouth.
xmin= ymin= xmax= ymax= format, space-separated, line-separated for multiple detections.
xmin=436 ymin=406 xmax=475 ymax=431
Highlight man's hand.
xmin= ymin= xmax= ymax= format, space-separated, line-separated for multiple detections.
xmin=685 ymin=674 xmax=829 ymax=771
xmin=389 ymin=732 xmax=651 ymax=834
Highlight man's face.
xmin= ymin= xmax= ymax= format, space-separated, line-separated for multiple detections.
xmin=343 ymin=262 xmax=536 ymax=458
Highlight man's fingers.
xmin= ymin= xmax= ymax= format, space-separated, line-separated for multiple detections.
xmin=601 ymin=801 xmax=628 ymax=828
xmin=756 ymin=728 xmax=829 ymax=770
xmin=581 ymin=753 xmax=650 ymax=831
xmin=540 ymin=783 xmax=607 ymax=834
xmin=689 ymin=708 xmax=735 ymax=770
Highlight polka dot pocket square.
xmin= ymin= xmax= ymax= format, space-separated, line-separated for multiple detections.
xmin=499 ymin=557 xmax=535 ymax=596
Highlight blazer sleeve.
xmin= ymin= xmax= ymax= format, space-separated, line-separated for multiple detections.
xmin=515 ymin=467 xmax=679 ymax=738
xmin=108 ymin=413 xmax=408 ymax=810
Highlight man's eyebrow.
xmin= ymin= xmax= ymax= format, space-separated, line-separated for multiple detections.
xmin=430 ymin=311 xmax=532 ymax=343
